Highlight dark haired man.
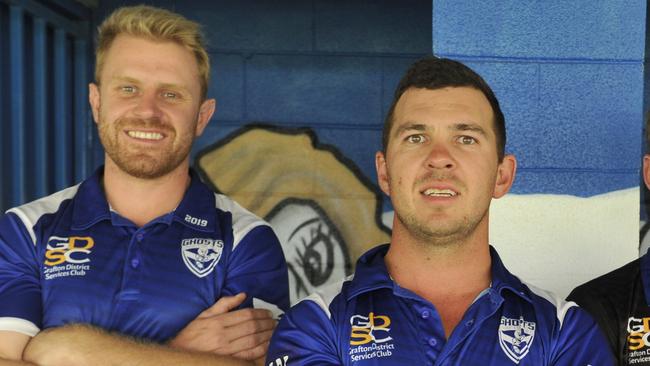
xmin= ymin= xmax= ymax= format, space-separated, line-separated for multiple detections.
xmin=567 ymin=119 xmax=650 ymax=365
xmin=266 ymin=56 xmax=614 ymax=365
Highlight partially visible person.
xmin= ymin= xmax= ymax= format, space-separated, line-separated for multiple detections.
xmin=567 ymin=116 xmax=650 ymax=365
xmin=266 ymin=56 xmax=615 ymax=365
xmin=0 ymin=5 xmax=288 ymax=366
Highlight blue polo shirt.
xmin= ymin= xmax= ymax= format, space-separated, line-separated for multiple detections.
xmin=0 ymin=168 xmax=289 ymax=342
xmin=267 ymin=244 xmax=614 ymax=365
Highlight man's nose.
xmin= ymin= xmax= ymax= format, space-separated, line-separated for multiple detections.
xmin=132 ymin=92 xmax=162 ymax=119
xmin=424 ymin=143 xmax=455 ymax=170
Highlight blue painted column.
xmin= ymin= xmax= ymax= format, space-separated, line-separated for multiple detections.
xmin=33 ymin=17 xmax=48 ymax=197
xmin=9 ymin=5 xmax=25 ymax=206
xmin=54 ymin=28 xmax=71 ymax=191
xmin=74 ymin=39 xmax=89 ymax=182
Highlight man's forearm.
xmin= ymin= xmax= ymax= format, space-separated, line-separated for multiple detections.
xmin=23 ymin=324 xmax=252 ymax=366
xmin=0 ymin=360 xmax=36 ymax=366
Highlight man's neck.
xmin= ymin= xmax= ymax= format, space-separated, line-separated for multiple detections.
xmin=102 ymin=160 xmax=191 ymax=227
xmin=385 ymin=221 xmax=492 ymax=338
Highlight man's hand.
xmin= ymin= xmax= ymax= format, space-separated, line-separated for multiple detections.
xmin=169 ymin=293 xmax=276 ymax=360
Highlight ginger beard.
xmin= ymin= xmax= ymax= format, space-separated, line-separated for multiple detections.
xmin=97 ymin=113 xmax=197 ymax=180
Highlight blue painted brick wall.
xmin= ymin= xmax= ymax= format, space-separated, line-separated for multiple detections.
xmin=434 ymin=1 xmax=646 ymax=197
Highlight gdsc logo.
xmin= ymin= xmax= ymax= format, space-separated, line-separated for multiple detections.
xmin=628 ymin=316 xmax=650 ymax=350
xmin=45 ymin=236 xmax=95 ymax=266
xmin=350 ymin=312 xmax=392 ymax=346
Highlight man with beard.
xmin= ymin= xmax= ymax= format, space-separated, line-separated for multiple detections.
xmin=266 ymin=57 xmax=614 ymax=365
xmin=567 ymin=117 xmax=650 ymax=365
xmin=0 ymin=5 xmax=288 ymax=366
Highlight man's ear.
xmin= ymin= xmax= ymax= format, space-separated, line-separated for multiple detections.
xmin=376 ymin=151 xmax=390 ymax=196
xmin=493 ymin=154 xmax=517 ymax=199
xmin=643 ymin=155 xmax=650 ymax=191
xmin=195 ymin=98 xmax=216 ymax=137
xmin=89 ymin=83 xmax=101 ymax=124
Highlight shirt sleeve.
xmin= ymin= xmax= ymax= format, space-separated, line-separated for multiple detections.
xmin=549 ymin=305 xmax=616 ymax=365
xmin=266 ymin=299 xmax=342 ymax=365
xmin=0 ymin=213 xmax=42 ymax=336
xmin=223 ymin=225 xmax=290 ymax=314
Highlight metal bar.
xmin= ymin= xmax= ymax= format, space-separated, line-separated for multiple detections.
xmin=0 ymin=2 xmax=6 ymax=211
xmin=3 ymin=0 xmax=86 ymax=38
xmin=9 ymin=4 xmax=25 ymax=206
xmin=33 ymin=16 xmax=47 ymax=197
xmin=53 ymin=28 xmax=70 ymax=191
xmin=73 ymin=38 xmax=88 ymax=182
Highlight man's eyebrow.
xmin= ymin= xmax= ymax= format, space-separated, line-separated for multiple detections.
xmin=159 ymin=82 xmax=191 ymax=93
xmin=393 ymin=122 xmax=427 ymax=137
xmin=453 ymin=123 xmax=487 ymax=136
xmin=109 ymin=76 xmax=140 ymax=84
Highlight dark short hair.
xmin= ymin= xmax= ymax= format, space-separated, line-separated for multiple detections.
xmin=382 ymin=56 xmax=506 ymax=161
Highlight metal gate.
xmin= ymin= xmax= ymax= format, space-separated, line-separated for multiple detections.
xmin=0 ymin=0 xmax=94 ymax=211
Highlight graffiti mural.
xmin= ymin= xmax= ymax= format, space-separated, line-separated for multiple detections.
xmin=196 ymin=125 xmax=390 ymax=304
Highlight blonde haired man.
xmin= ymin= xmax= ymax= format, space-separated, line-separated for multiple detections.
xmin=0 ymin=5 xmax=288 ymax=365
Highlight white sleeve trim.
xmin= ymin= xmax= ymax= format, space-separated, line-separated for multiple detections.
xmin=0 ymin=317 xmax=40 ymax=337
xmin=524 ymin=281 xmax=577 ymax=328
xmin=253 ymin=297 xmax=284 ymax=320
xmin=6 ymin=184 xmax=80 ymax=245
xmin=298 ymin=275 xmax=352 ymax=320
xmin=213 ymin=193 xmax=270 ymax=251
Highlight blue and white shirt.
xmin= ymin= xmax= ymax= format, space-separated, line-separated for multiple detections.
xmin=0 ymin=168 xmax=289 ymax=342
xmin=267 ymin=244 xmax=614 ymax=365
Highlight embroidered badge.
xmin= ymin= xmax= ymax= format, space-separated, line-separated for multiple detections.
xmin=181 ymin=238 xmax=223 ymax=278
xmin=498 ymin=316 xmax=536 ymax=364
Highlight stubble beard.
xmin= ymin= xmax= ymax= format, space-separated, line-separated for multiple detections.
xmin=394 ymin=205 xmax=488 ymax=248
xmin=98 ymin=115 xmax=195 ymax=180
xmin=391 ymin=172 xmax=490 ymax=247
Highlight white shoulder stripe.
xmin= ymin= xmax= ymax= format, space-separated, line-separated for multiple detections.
xmin=213 ymin=193 xmax=269 ymax=250
xmin=0 ymin=317 xmax=40 ymax=337
xmin=524 ymin=281 xmax=577 ymax=328
xmin=298 ymin=275 xmax=353 ymax=319
xmin=6 ymin=185 xmax=80 ymax=245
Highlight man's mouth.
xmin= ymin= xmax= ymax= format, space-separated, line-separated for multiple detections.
xmin=127 ymin=130 xmax=164 ymax=141
xmin=422 ymin=188 xmax=458 ymax=197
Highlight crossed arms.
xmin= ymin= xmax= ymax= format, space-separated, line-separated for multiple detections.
xmin=0 ymin=293 xmax=274 ymax=366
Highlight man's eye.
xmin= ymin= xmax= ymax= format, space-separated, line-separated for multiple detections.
xmin=163 ymin=91 xmax=179 ymax=99
xmin=406 ymin=134 xmax=426 ymax=144
xmin=121 ymin=86 xmax=136 ymax=94
xmin=457 ymin=135 xmax=477 ymax=145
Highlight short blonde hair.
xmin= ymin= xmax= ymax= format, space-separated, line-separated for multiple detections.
xmin=95 ymin=5 xmax=210 ymax=100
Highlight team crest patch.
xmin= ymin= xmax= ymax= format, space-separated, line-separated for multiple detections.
xmin=181 ymin=238 xmax=223 ymax=278
xmin=498 ymin=316 xmax=536 ymax=364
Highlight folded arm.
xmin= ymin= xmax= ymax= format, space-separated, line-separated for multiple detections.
xmin=22 ymin=324 xmax=253 ymax=366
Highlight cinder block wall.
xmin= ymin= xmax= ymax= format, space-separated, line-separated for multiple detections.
xmin=433 ymin=2 xmax=646 ymax=197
